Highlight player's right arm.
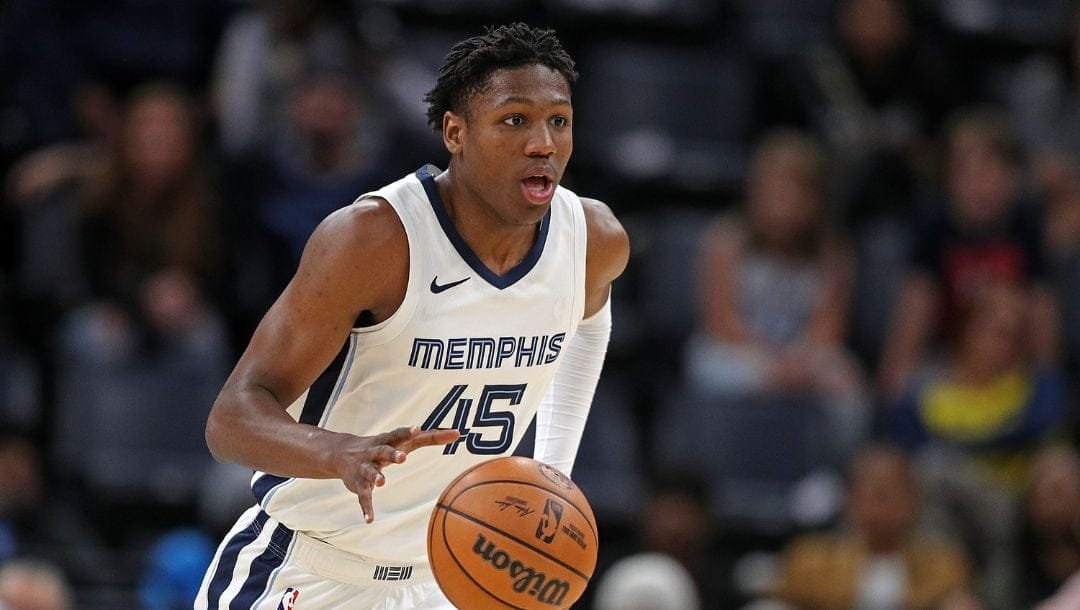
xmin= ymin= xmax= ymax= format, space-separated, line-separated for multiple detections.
xmin=205 ymin=198 xmax=459 ymax=521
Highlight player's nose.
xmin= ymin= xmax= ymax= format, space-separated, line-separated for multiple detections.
xmin=525 ymin=124 xmax=556 ymax=157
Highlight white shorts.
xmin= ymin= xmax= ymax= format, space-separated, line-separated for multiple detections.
xmin=195 ymin=505 xmax=454 ymax=609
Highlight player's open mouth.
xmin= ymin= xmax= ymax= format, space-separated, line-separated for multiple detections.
xmin=521 ymin=175 xmax=555 ymax=204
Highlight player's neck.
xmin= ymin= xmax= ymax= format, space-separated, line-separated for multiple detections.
xmin=435 ymin=170 xmax=541 ymax=276
xmin=448 ymin=206 xmax=540 ymax=277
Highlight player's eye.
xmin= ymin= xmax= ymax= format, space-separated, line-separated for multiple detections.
xmin=503 ymin=115 xmax=525 ymax=126
xmin=551 ymin=116 xmax=569 ymax=128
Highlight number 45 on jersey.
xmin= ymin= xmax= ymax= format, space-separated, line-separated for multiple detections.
xmin=420 ymin=384 xmax=527 ymax=455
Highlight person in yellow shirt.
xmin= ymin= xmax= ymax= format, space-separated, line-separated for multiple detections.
xmin=772 ymin=444 xmax=975 ymax=610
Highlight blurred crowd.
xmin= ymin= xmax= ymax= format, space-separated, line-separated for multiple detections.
xmin=3 ymin=0 xmax=1080 ymax=608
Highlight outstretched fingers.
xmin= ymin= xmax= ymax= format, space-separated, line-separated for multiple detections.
xmin=349 ymin=427 xmax=460 ymax=522
xmin=357 ymin=480 xmax=375 ymax=523
xmin=399 ymin=427 xmax=463 ymax=453
xmin=377 ymin=425 xmax=423 ymax=448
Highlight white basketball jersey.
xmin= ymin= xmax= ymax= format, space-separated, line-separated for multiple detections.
xmin=253 ymin=165 xmax=588 ymax=564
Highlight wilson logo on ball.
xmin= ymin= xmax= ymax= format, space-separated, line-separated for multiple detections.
xmin=472 ymin=533 xmax=571 ymax=606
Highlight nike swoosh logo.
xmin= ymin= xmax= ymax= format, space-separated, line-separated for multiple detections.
xmin=430 ymin=276 xmax=471 ymax=293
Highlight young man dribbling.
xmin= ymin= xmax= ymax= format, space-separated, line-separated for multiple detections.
xmin=196 ymin=23 xmax=629 ymax=609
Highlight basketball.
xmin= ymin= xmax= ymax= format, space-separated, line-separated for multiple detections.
xmin=427 ymin=456 xmax=599 ymax=609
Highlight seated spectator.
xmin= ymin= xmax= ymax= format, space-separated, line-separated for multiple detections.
xmin=0 ymin=428 xmax=109 ymax=590
xmin=5 ymin=81 xmax=118 ymax=210
xmin=888 ymin=279 xmax=1067 ymax=607
xmin=1031 ymin=449 xmax=1080 ymax=610
xmin=211 ymin=0 xmax=360 ymax=157
xmin=1003 ymin=7 xmax=1080 ymax=198
xmin=585 ymin=473 xmax=738 ymax=608
xmin=757 ymin=0 xmax=963 ymax=168
xmin=1000 ymin=10 xmax=1080 ymax=321
xmin=0 ymin=558 xmax=71 ymax=610
xmin=890 ymin=280 xmax=1067 ymax=489
xmin=51 ymin=83 xmax=229 ymax=509
xmin=755 ymin=0 xmax=966 ymax=269
xmin=60 ymin=81 xmax=229 ymax=375
xmin=222 ymin=70 xmax=401 ymax=331
xmin=1013 ymin=445 xmax=1080 ymax=609
xmin=3 ymin=81 xmax=120 ymax=353
xmin=78 ymin=82 xmax=225 ymax=303
xmin=685 ymin=129 xmax=869 ymax=462
xmin=878 ymin=107 xmax=1059 ymax=402
xmin=768 ymin=444 xmax=975 ymax=610
xmin=639 ymin=475 xmax=717 ymax=592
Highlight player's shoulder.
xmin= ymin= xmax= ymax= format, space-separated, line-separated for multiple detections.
xmin=578 ymin=197 xmax=629 ymax=276
xmin=295 ymin=195 xmax=409 ymax=311
xmin=578 ymin=197 xmax=621 ymax=233
xmin=300 ymin=195 xmax=408 ymax=275
xmin=578 ymin=197 xmax=628 ymax=251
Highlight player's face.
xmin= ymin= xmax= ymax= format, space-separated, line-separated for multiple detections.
xmin=444 ymin=64 xmax=573 ymax=226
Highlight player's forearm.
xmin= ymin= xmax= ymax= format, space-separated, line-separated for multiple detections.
xmin=534 ymin=297 xmax=611 ymax=474
xmin=205 ymin=383 xmax=348 ymax=479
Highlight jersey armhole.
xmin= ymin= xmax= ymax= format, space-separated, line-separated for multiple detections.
xmin=563 ymin=188 xmax=589 ymax=331
xmin=351 ymin=192 xmax=421 ymax=347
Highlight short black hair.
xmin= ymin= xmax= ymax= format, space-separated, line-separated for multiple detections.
xmin=423 ymin=23 xmax=577 ymax=132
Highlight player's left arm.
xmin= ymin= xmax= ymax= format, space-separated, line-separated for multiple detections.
xmin=534 ymin=198 xmax=629 ymax=474
xmin=579 ymin=197 xmax=631 ymax=317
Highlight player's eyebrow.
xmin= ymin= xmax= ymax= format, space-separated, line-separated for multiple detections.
xmin=496 ymin=95 xmax=572 ymax=108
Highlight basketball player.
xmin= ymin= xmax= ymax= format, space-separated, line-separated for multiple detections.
xmin=196 ymin=23 xmax=629 ymax=609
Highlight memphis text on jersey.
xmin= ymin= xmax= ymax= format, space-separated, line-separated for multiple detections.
xmin=408 ymin=333 xmax=565 ymax=370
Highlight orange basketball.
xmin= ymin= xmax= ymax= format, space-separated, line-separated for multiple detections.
xmin=427 ymin=456 xmax=599 ymax=609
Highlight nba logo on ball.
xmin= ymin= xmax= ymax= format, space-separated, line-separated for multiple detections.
xmin=428 ymin=457 xmax=598 ymax=609
xmin=536 ymin=499 xmax=563 ymax=544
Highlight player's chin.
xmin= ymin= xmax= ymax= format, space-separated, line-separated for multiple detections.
xmin=509 ymin=204 xmax=550 ymax=227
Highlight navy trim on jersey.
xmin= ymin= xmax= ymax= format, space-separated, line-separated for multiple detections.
xmin=300 ymin=340 xmax=350 ymax=425
xmin=205 ymin=510 xmax=271 ymax=607
xmin=250 ymin=339 xmax=352 ymax=505
xmin=252 ymin=474 xmax=288 ymax=505
xmin=230 ymin=522 xmax=295 ymax=609
xmin=416 ymin=165 xmax=551 ymax=290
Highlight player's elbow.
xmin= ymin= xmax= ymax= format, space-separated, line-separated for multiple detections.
xmin=204 ymin=397 xmax=236 ymax=463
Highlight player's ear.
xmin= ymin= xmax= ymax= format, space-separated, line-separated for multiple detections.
xmin=443 ymin=111 xmax=464 ymax=155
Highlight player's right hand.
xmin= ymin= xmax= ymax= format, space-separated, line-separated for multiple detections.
xmin=334 ymin=425 xmax=461 ymax=523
